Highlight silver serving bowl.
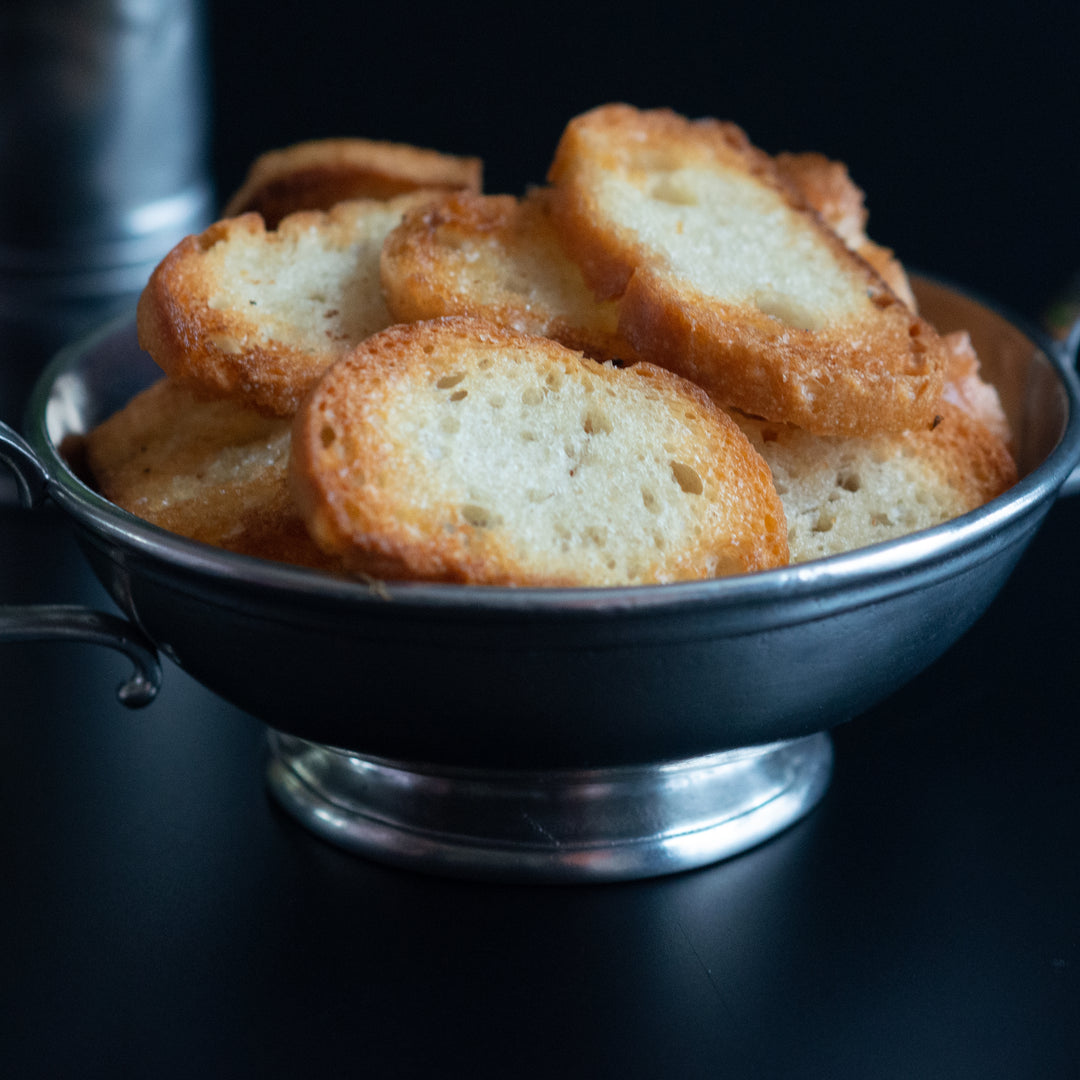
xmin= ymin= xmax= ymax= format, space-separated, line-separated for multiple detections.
xmin=3 ymin=276 xmax=1079 ymax=882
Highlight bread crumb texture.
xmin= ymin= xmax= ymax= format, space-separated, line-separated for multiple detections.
xmin=547 ymin=104 xmax=949 ymax=436
xmin=291 ymin=318 xmax=788 ymax=585
xmin=736 ymin=402 xmax=1016 ymax=562
xmin=136 ymin=194 xmax=436 ymax=416
xmin=107 ymin=112 xmax=1019 ymax=582
xmin=84 ymin=378 xmax=342 ymax=568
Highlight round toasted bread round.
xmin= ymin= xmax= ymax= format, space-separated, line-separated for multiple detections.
xmin=222 ymin=137 xmax=483 ymax=227
xmin=547 ymin=104 xmax=948 ymax=437
xmin=290 ymin=317 xmax=789 ymax=585
xmin=734 ymin=401 xmax=1017 ymax=563
xmin=83 ymin=377 xmax=342 ymax=569
xmin=380 ymin=189 xmax=640 ymax=363
xmin=136 ymin=194 xmax=434 ymax=417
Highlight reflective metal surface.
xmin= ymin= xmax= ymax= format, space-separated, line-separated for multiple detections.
xmin=14 ymin=278 xmax=1080 ymax=763
xmin=0 ymin=604 xmax=159 ymax=706
xmin=0 ymin=0 xmax=212 ymax=426
xmin=266 ymin=731 xmax=834 ymax=882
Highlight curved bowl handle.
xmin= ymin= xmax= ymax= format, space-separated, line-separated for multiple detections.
xmin=0 ymin=419 xmax=50 ymax=508
xmin=1 ymin=419 xmax=161 ymax=708
xmin=0 ymin=606 xmax=161 ymax=707
xmin=1057 ymin=316 xmax=1080 ymax=498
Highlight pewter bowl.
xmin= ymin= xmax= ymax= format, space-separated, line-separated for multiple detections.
xmin=3 ymin=277 xmax=1078 ymax=881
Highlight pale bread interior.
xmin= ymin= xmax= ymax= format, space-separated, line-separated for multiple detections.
xmin=736 ymin=404 xmax=1016 ymax=563
xmin=602 ymin=166 xmax=865 ymax=331
xmin=201 ymin=202 xmax=402 ymax=351
xmin=294 ymin=319 xmax=787 ymax=585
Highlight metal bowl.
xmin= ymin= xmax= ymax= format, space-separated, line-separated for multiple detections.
xmin=3 ymin=276 xmax=1079 ymax=881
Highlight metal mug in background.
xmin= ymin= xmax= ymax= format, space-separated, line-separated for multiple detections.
xmin=0 ymin=0 xmax=213 ymax=433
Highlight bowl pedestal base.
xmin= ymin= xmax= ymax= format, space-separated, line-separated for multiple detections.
xmin=265 ymin=730 xmax=833 ymax=882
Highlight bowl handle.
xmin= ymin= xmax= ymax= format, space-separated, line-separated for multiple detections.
xmin=1 ymin=420 xmax=161 ymax=707
xmin=0 ymin=419 xmax=50 ymax=509
xmin=1057 ymin=316 xmax=1080 ymax=498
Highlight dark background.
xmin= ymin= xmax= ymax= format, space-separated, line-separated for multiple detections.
xmin=207 ymin=1 xmax=1079 ymax=331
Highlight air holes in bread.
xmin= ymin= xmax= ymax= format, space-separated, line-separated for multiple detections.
xmin=907 ymin=322 xmax=931 ymax=363
xmin=649 ymin=174 xmax=700 ymax=206
xmin=436 ymin=373 xmax=466 ymax=389
xmin=583 ymin=408 xmax=613 ymax=435
xmin=671 ymin=461 xmax=703 ymax=495
xmin=462 ymin=504 xmax=493 ymax=527
xmin=837 ymin=469 xmax=861 ymax=492
xmin=521 ymin=386 xmax=543 ymax=406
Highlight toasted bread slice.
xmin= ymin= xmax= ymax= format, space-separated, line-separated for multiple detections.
xmin=84 ymin=377 xmax=342 ymax=569
xmin=291 ymin=317 xmax=788 ymax=585
xmin=222 ymin=137 xmax=483 ymax=227
xmin=940 ymin=329 xmax=1011 ymax=448
xmin=773 ymin=150 xmax=917 ymax=310
xmin=735 ymin=400 xmax=1016 ymax=563
xmin=380 ymin=189 xmax=641 ymax=362
xmin=547 ymin=104 xmax=948 ymax=437
xmin=137 ymin=194 xmax=433 ymax=416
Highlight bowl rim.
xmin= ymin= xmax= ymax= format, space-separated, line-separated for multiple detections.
xmin=25 ymin=276 xmax=1080 ymax=619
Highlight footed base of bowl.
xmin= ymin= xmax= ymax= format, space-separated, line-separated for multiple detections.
xmin=264 ymin=730 xmax=833 ymax=883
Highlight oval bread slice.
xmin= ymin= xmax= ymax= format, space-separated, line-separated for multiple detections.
xmin=380 ymin=189 xmax=641 ymax=362
xmin=136 ymin=193 xmax=435 ymax=416
xmin=547 ymin=104 xmax=949 ymax=437
xmin=735 ymin=401 xmax=1016 ymax=563
xmin=291 ymin=317 xmax=789 ymax=585
xmin=83 ymin=377 xmax=342 ymax=569
xmin=222 ymin=137 xmax=483 ymax=227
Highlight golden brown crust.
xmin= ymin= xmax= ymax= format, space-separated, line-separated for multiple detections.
xmin=547 ymin=104 xmax=776 ymax=300
xmin=136 ymin=194 xmax=432 ymax=416
xmin=84 ymin=377 xmax=344 ymax=569
xmin=618 ymin=266 xmax=945 ymax=438
xmin=773 ymin=151 xmax=868 ymax=247
xmin=291 ymin=317 xmax=788 ymax=585
xmin=380 ymin=189 xmax=641 ymax=362
xmin=546 ymin=104 xmax=948 ymax=437
xmin=222 ymin=137 xmax=483 ymax=227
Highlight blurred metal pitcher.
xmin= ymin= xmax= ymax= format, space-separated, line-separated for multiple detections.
xmin=0 ymin=0 xmax=213 ymax=429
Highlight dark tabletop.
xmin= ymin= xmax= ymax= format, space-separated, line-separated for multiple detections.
xmin=2 ymin=483 xmax=1078 ymax=1078
xmin=3 ymin=3 xmax=1080 ymax=1076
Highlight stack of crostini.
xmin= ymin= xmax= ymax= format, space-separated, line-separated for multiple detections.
xmin=83 ymin=105 xmax=1016 ymax=587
